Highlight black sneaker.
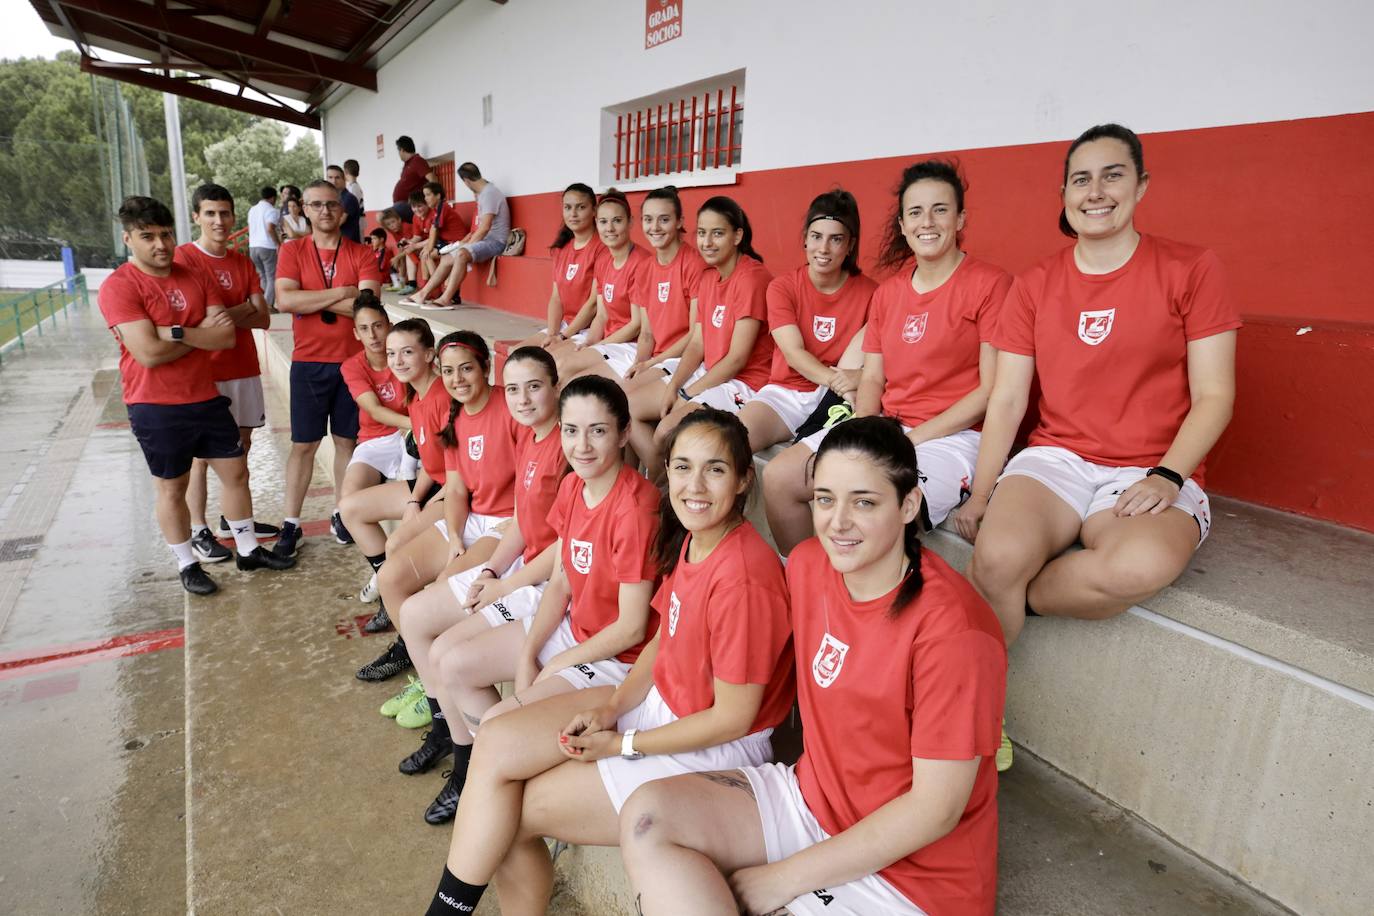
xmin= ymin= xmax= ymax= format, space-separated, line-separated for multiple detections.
xmin=273 ymin=521 xmax=301 ymax=558
xmin=218 ymin=516 xmax=281 ymax=538
xmin=331 ymin=511 xmax=354 ymax=545
xmin=235 ymin=546 xmax=297 ymax=571
xmin=356 ymin=639 xmax=411 ymax=681
xmin=362 ymin=602 xmax=392 ymax=633
xmin=190 ymin=528 xmax=231 ymax=564
xmin=424 ymin=766 xmax=463 ymax=825
xmin=180 ymin=563 xmax=218 ymax=596
xmin=399 ymin=731 xmax=452 ymax=775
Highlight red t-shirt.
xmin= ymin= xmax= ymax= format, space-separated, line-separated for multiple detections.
xmin=275 ymin=236 xmax=382 ymax=363
xmin=409 ymin=378 xmax=450 ymax=482
xmin=434 ymin=202 xmax=470 ymax=244
xmin=697 ymin=256 xmax=774 ymax=391
xmin=393 ymin=153 xmax=430 ymax=204
xmin=638 ymin=244 xmax=708 ymax=356
xmin=98 ymin=262 xmax=223 ymax=406
xmin=789 ymin=538 xmax=1006 ymax=915
xmin=651 ymin=523 xmax=794 ymax=733
xmin=341 ymin=350 xmax=407 ymax=443
xmin=552 ymin=236 xmax=606 ymax=325
xmin=412 ymin=208 xmax=436 ymax=239
xmin=548 ymin=465 xmax=660 ymax=664
xmin=441 ymin=392 xmax=520 ymax=517
xmin=994 ymin=235 xmax=1241 ymax=483
xmin=174 ymin=242 xmax=262 ymax=382
xmin=594 ymin=245 xmax=649 ymax=337
xmin=863 ymin=255 xmax=1010 ymax=426
xmin=766 ymin=267 xmax=876 ymax=391
xmin=513 ymin=425 xmax=566 ymax=562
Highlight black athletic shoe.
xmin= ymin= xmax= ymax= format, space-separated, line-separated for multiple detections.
xmin=363 ymin=602 xmax=392 ymax=633
xmin=179 ymin=562 xmax=218 ymax=596
xmin=424 ymin=766 xmax=463 ymax=825
xmin=399 ymin=731 xmax=452 ymax=775
xmin=235 ymin=546 xmax=297 ymax=571
xmin=273 ymin=521 xmax=301 ymax=558
xmin=356 ymin=639 xmax=411 ymax=681
xmin=191 ymin=528 xmax=231 ymax=564
xmin=331 ymin=511 xmax=354 ymax=545
xmin=218 ymin=516 xmax=281 ymax=538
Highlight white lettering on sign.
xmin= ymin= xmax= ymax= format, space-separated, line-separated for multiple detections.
xmin=644 ymin=0 xmax=683 ymax=49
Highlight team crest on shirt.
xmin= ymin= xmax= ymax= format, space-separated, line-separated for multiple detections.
xmin=603 ymin=282 xmax=616 ymax=302
xmin=418 ymin=425 xmax=426 ymax=445
xmin=565 ymin=263 xmax=580 ymax=281
xmin=467 ymin=434 xmax=484 ymax=460
xmin=322 ymin=263 xmax=336 ymax=283
xmin=813 ymin=315 xmax=836 ymax=342
xmin=1077 ymin=308 xmax=1116 ymax=346
xmin=165 ymin=288 xmax=188 ymax=312
xmin=711 ymin=304 xmax=726 ymax=328
xmin=570 ymin=538 xmax=594 ymax=574
xmin=902 ymin=312 xmax=928 ymax=344
xmin=213 ymin=269 xmax=232 ymax=289
xmin=376 ymin=381 xmax=397 ymax=402
xmin=667 ymin=591 xmax=681 ymax=637
xmin=811 ymin=632 xmax=850 ymax=688
xmin=523 ymin=459 xmax=538 ymax=489
xmin=657 ymin=281 xmax=671 ymax=303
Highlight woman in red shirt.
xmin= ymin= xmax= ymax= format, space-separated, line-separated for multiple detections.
xmin=736 ymin=189 xmax=875 ymax=452
xmin=423 ymin=408 xmax=795 ymax=916
xmin=619 ymin=417 xmax=1006 ymax=916
xmin=960 ymin=123 xmax=1240 ymax=646
xmin=763 ymin=161 xmax=1011 ymax=556
xmin=514 ymin=183 xmax=604 ymax=351
xmin=632 ymin=197 xmax=774 ymax=482
xmin=338 ymin=295 xmax=410 ymax=501
xmin=556 ymin=189 xmax=651 ymax=383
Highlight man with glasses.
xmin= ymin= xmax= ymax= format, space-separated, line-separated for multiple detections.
xmin=273 ymin=179 xmax=384 ymax=556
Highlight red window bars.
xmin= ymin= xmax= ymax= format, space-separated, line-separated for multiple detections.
xmin=613 ymin=85 xmax=743 ymax=181
xmin=433 ymin=160 xmax=457 ymax=201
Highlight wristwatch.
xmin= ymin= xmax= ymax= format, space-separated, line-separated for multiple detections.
xmin=170 ymin=324 xmax=185 ymax=341
xmin=620 ymin=728 xmax=643 ymax=760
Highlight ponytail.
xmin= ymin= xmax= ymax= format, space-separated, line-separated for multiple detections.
xmin=435 ymin=330 xmax=490 ymax=447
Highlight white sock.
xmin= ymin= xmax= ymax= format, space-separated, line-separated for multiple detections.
xmin=170 ymin=540 xmax=196 ymax=571
xmin=285 ymin=516 xmax=301 ymax=528
xmin=226 ymin=517 xmax=260 ymax=557
xmin=193 ymin=524 xmax=210 ymax=537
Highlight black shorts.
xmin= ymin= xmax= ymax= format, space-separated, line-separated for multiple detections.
xmin=127 ymin=397 xmax=244 ymax=479
xmin=290 ymin=361 xmax=360 ymax=443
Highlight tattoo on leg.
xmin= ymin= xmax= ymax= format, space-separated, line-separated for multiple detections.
xmin=690 ymin=770 xmax=755 ymax=798
xmin=462 ymin=712 xmax=482 ymax=728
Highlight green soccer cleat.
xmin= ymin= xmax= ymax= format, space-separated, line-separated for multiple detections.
xmin=380 ymin=675 xmax=425 ymax=719
xmin=996 ymin=725 xmax=1014 ymax=772
xmin=395 ymin=694 xmax=434 ymax=729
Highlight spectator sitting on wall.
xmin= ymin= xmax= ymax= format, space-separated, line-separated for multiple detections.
xmin=378 ymin=208 xmax=417 ymax=292
xmin=391 ymin=135 xmax=437 ymax=223
xmin=282 ymin=196 xmax=310 ymax=240
xmin=367 ymin=227 xmax=396 ymax=281
xmin=328 ymin=164 xmax=363 ymax=243
xmin=246 ymin=186 xmax=281 ymax=308
xmin=405 ymin=189 xmax=435 ymax=285
xmin=401 ymin=162 xmax=510 ymax=308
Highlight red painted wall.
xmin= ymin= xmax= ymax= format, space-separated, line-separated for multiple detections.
xmin=372 ymin=111 xmax=1374 ymax=531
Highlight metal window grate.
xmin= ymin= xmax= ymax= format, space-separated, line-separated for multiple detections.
xmin=612 ymin=85 xmax=743 ymax=181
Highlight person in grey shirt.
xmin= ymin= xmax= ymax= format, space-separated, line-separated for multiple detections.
xmin=246 ymin=186 xmax=282 ymax=306
xmin=401 ymin=162 xmax=511 ymax=307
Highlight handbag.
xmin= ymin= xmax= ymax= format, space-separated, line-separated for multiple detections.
xmin=486 ymin=228 xmax=527 ymax=286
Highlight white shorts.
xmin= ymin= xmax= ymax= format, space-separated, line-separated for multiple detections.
xmin=527 ymin=615 xmax=631 ymax=691
xmin=801 ymin=426 xmax=980 ymax=528
xmin=443 ymin=559 xmax=549 ymax=628
xmin=216 ymin=376 xmax=266 ymax=429
xmin=592 ymin=341 xmax=638 ymax=378
xmin=690 ymin=379 xmax=756 ymax=413
xmin=999 ymin=445 xmax=1213 ymax=542
xmin=546 ymin=321 xmax=589 ymax=347
xmin=433 ymin=512 xmax=509 ymax=546
xmin=596 ymin=685 xmax=773 ymax=812
xmin=749 ymin=384 xmax=827 ymax=434
xmin=657 ymin=359 xmax=707 ymax=388
xmin=742 ymin=763 xmax=929 ymax=915
xmin=348 ymin=430 xmax=406 ymax=479
xmin=398 ymin=451 xmax=420 ymax=481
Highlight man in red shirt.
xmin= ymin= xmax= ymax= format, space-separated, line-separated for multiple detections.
xmin=274 ymin=179 xmax=384 ymax=556
xmin=174 ymin=184 xmax=278 ymax=565
xmin=391 ymin=135 xmax=436 ymax=223
xmin=98 ymin=196 xmax=295 ymax=595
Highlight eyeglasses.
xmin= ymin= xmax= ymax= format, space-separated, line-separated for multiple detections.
xmin=304 ymin=201 xmax=343 ymax=212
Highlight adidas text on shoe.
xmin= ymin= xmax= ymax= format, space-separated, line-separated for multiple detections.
xmin=180 ymin=563 xmax=219 ymax=596
xmin=191 ymin=529 xmax=231 ymax=564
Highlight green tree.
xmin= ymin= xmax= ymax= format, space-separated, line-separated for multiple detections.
xmin=194 ymin=119 xmax=323 ymax=221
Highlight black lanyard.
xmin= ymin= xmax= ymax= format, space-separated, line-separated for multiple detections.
xmin=312 ymin=238 xmax=342 ymax=289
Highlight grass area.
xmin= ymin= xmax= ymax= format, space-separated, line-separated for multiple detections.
xmin=0 ymin=287 xmax=78 ymax=348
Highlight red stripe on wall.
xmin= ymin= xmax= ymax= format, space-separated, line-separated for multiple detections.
xmin=0 ymin=627 xmax=185 ymax=681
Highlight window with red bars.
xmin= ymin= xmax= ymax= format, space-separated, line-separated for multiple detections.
xmin=432 ymin=159 xmax=456 ymax=201
xmin=611 ymin=81 xmax=743 ymax=182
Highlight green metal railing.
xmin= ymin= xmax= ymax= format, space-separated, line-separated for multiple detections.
xmin=0 ymin=274 xmax=90 ymax=364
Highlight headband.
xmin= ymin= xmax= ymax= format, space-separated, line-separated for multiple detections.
xmin=807 ymin=213 xmax=853 ymax=230
xmin=439 ymin=340 xmax=483 ymax=358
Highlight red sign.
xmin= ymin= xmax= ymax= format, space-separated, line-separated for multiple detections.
xmin=376 ymin=133 xmax=385 ymax=159
xmin=645 ymin=0 xmax=683 ymax=49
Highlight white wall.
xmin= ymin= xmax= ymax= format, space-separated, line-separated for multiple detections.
xmin=0 ymin=261 xmax=113 ymax=291
xmin=327 ymin=0 xmax=1374 ymax=204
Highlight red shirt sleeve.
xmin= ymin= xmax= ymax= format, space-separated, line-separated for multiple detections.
xmin=862 ymin=284 xmax=890 ymax=354
xmin=992 ymin=276 xmax=1036 ymax=357
xmin=340 ymin=355 xmax=369 ymax=399
xmin=741 ymin=266 xmax=770 ymax=322
xmin=909 ymin=630 xmax=1007 ymax=760
xmin=973 ymin=270 xmax=1013 ymax=343
xmin=707 ymin=581 xmax=792 ymax=687
xmin=608 ymin=486 xmax=658 ymax=585
xmin=276 ymin=240 xmax=303 ymax=284
xmin=765 ymin=272 xmax=801 ymax=331
xmin=548 ymin=474 xmax=575 ymax=540
xmin=683 ymin=253 xmax=707 ymax=302
xmin=1180 ymin=250 xmax=1241 ymax=340
xmin=354 ymin=244 xmax=383 ymax=284
xmin=198 ymin=269 xmax=224 ymax=311
xmin=99 ymin=272 xmax=148 ymax=327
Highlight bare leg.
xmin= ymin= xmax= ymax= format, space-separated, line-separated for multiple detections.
xmin=627 ymin=373 xmax=670 ymax=479
xmin=282 ymin=439 xmax=320 ymax=520
xmin=735 ymin=401 xmax=793 ymax=454
xmin=762 ymin=442 xmax=818 ymax=557
xmin=330 ymin=434 xmax=354 ymax=505
xmin=383 ymin=495 xmax=446 ymax=554
xmin=967 ymin=476 xmax=1081 ymax=644
xmin=187 ymin=458 xmax=210 ymax=529
xmin=439 ymin=249 xmax=474 ymax=302
xmin=558 ymin=347 xmax=622 ymax=384
xmin=378 ymin=526 xmax=497 ymax=629
xmin=410 ymin=257 xmax=450 ymax=301
xmin=152 ymin=474 xmax=193 ymax=545
xmin=431 ymin=615 xmax=527 ymax=744
xmin=206 ymin=455 xmax=252 ymax=521
xmin=338 ymin=478 xmax=408 ymax=559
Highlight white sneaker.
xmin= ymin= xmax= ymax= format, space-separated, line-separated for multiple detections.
xmin=359 ymin=571 xmax=379 ymax=603
xmin=438 ymin=241 xmax=461 ymax=256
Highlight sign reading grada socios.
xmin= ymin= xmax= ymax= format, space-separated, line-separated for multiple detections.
xmin=645 ymin=0 xmax=683 ymax=49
